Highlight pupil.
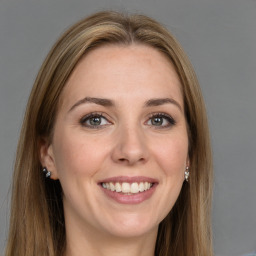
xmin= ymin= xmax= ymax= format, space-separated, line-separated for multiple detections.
xmin=90 ymin=117 xmax=101 ymax=125
xmin=152 ymin=117 xmax=163 ymax=126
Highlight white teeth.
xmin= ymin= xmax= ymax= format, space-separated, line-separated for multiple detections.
xmin=122 ymin=182 xmax=130 ymax=193
xmin=138 ymin=182 xmax=145 ymax=192
xmin=115 ymin=182 xmax=122 ymax=192
xmin=109 ymin=182 xmax=115 ymax=191
xmin=101 ymin=181 xmax=153 ymax=194
xmin=145 ymin=182 xmax=150 ymax=190
xmin=130 ymin=182 xmax=139 ymax=193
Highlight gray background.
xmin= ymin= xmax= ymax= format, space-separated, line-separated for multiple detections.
xmin=0 ymin=0 xmax=255 ymax=255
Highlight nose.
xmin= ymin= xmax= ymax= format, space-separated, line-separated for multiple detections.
xmin=111 ymin=125 xmax=149 ymax=166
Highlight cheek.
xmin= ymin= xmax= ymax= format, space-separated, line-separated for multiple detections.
xmin=52 ymin=132 xmax=110 ymax=178
xmin=152 ymin=135 xmax=188 ymax=177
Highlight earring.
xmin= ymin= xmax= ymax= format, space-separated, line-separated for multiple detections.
xmin=185 ymin=166 xmax=190 ymax=182
xmin=42 ymin=167 xmax=51 ymax=178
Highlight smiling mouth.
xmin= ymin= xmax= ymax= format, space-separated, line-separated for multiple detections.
xmin=101 ymin=182 xmax=154 ymax=194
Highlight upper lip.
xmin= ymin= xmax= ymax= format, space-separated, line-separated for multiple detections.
xmin=98 ymin=176 xmax=159 ymax=184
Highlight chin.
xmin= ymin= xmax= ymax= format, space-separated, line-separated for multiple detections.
xmin=100 ymin=212 xmax=159 ymax=238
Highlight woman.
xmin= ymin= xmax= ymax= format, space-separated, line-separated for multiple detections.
xmin=5 ymin=11 xmax=213 ymax=256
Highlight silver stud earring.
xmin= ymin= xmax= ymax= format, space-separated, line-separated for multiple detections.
xmin=185 ymin=166 xmax=190 ymax=182
xmin=42 ymin=167 xmax=51 ymax=178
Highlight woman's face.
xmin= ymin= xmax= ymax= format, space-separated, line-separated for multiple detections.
xmin=42 ymin=44 xmax=189 ymax=239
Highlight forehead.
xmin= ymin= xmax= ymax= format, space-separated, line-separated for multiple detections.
xmin=60 ymin=44 xmax=183 ymax=109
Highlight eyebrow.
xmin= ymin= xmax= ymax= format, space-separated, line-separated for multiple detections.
xmin=144 ymin=98 xmax=182 ymax=111
xmin=69 ymin=97 xmax=114 ymax=112
xmin=68 ymin=97 xmax=182 ymax=112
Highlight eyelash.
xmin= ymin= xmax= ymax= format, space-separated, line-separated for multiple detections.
xmin=79 ymin=112 xmax=176 ymax=129
xmin=79 ymin=112 xmax=111 ymax=129
xmin=145 ymin=113 xmax=176 ymax=128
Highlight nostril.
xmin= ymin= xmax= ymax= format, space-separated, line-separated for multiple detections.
xmin=118 ymin=157 xmax=146 ymax=165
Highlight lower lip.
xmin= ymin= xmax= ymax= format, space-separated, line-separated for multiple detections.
xmin=100 ymin=184 xmax=157 ymax=204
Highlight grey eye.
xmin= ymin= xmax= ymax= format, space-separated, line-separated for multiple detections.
xmin=146 ymin=113 xmax=176 ymax=128
xmin=89 ymin=116 xmax=102 ymax=126
xmin=80 ymin=114 xmax=110 ymax=128
xmin=151 ymin=117 xmax=164 ymax=126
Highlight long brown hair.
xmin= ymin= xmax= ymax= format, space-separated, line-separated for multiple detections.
xmin=5 ymin=11 xmax=213 ymax=256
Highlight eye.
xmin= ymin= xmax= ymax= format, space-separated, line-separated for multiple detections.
xmin=80 ymin=113 xmax=111 ymax=128
xmin=146 ymin=113 xmax=176 ymax=128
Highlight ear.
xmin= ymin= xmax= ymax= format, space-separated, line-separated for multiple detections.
xmin=39 ymin=137 xmax=59 ymax=180
xmin=186 ymin=157 xmax=190 ymax=168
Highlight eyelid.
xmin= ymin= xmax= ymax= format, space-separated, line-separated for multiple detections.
xmin=79 ymin=112 xmax=112 ymax=128
xmin=79 ymin=111 xmax=176 ymax=129
xmin=145 ymin=112 xmax=176 ymax=128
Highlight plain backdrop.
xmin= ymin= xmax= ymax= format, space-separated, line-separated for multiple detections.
xmin=0 ymin=0 xmax=255 ymax=255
